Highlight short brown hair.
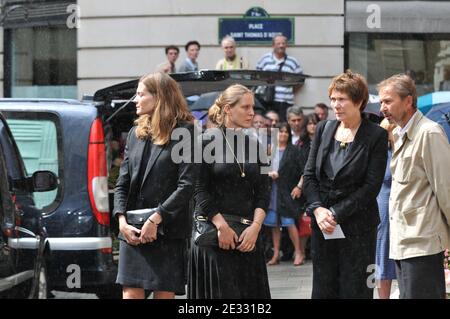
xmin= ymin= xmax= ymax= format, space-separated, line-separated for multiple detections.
xmin=377 ymin=73 xmax=417 ymax=109
xmin=328 ymin=70 xmax=369 ymax=112
xmin=165 ymin=45 xmax=179 ymax=54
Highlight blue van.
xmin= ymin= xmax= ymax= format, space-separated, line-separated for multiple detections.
xmin=0 ymin=70 xmax=306 ymax=298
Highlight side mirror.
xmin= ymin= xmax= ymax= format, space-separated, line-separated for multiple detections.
xmin=31 ymin=171 xmax=58 ymax=192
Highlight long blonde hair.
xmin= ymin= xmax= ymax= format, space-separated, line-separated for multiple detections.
xmin=380 ymin=118 xmax=396 ymax=149
xmin=208 ymin=84 xmax=253 ymax=127
xmin=135 ymin=72 xmax=194 ymax=144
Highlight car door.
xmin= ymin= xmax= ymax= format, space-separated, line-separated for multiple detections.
xmin=0 ymin=115 xmax=47 ymax=298
xmin=0 ymin=140 xmax=17 ymax=296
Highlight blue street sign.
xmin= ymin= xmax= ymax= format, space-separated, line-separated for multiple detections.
xmin=218 ymin=7 xmax=294 ymax=45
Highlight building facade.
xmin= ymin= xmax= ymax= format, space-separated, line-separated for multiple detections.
xmin=1 ymin=0 xmax=450 ymax=111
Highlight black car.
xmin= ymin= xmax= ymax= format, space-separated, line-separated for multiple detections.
xmin=0 ymin=70 xmax=306 ymax=298
xmin=0 ymin=112 xmax=57 ymax=298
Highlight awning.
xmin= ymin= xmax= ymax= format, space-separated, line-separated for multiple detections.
xmin=2 ymin=0 xmax=73 ymax=28
xmin=346 ymin=1 xmax=450 ymax=33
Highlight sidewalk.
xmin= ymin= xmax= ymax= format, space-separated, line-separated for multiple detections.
xmin=267 ymin=259 xmax=402 ymax=299
xmin=267 ymin=259 xmax=313 ymax=299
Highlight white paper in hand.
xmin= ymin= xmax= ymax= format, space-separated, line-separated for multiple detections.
xmin=323 ymin=225 xmax=346 ymax=240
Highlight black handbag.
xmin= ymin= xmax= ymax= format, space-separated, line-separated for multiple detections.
xmin=126 ymin=207 xmax=164 ymax=235
xmin=193 ymin=214 xmax=253 ymax=247
xmin=254 ymin=85 xmax=275 ymax=104
xmin=254 ymin=57 xmax=286 ymax=105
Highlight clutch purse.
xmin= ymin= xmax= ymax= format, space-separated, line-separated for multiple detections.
xmin=126 ymin=207 xmax=164 ymax=235
xmin=193 ymin=214 xmax=253 ymax=247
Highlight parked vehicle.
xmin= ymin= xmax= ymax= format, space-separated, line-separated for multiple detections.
xmin=0 ymin=112 xmax=57 ymax=298
xmin=0 ymin=70 xmax=306 ymax=298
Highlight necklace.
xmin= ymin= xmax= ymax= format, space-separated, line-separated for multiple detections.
xmin=338 ymin=121 xmax=361 ymax=149
xmin=221 ymin=128 xmax=246 ymax=178
xmin=339 ymin=129 xmax=351 ymax=149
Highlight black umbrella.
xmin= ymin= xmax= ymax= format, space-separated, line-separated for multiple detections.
xmin=425 ymin=102 xmax=450 ymax=141
xmin=190 ymin=91 xmax=266 ymax=112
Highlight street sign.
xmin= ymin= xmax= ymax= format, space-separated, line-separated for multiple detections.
xmin=218 ymin=7 xmax=294 ymax=45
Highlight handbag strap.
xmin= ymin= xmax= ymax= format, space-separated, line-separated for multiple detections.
xmin=222 ymin=214 xmax=253 ymax=225
xmin=195 ymin=214 xmax=253 ymax=225
xmin=277 ymin=56 xmax=286 ymax=72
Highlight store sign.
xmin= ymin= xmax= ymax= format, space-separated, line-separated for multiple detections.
xmin=218 ymin=7 xmax=294 ymax=44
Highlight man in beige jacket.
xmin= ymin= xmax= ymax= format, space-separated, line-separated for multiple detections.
xmin=378 ymin=74 xmax=450 ymax=299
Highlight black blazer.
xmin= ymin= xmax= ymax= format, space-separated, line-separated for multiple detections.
xmin=303 ymin=119 xmax=388 ymax=235
xmin=275 ymin=144 xmax=304 ymax=219
xmin=113 ymin=122 xmax=199 ymax=239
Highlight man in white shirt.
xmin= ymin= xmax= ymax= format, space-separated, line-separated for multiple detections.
xmin=286 ymin=106 xmax=304 ymax=146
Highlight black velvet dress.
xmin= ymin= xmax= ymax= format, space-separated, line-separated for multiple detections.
xmin=188 ymin=128 xmax=271 ymax=299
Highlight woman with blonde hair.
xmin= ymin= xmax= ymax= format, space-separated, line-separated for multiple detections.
xmin=113 ymin=72 xmax=198 ymax=299
xmin=188 ymin=84 xmax=271 ymax=299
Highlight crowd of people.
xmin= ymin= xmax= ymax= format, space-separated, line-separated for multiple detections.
xmin=111 ymin=35 xmax=450 ymax=300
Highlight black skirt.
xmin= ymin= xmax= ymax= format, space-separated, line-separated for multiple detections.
xmin=116 ymin=238 xmax=186 ymax=295
xmin=188 ymin=238 xmax=271 ymax=299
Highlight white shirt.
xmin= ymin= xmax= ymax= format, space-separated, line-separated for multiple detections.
xmin=397 ymin=110 xmax=418 ymax=139
xmin=291 ymin=132 xmax=300 ymax=145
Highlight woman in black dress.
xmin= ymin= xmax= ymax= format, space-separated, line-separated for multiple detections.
xmin=113 ymin=72 xmax=198 ymax=299
xmin=264 ymin=122 xmax=304 ymax=266
xmin=303 ymin=70 xmax=387 ymax=298
xmin=188 ymin=84 xmax=271 ymax=299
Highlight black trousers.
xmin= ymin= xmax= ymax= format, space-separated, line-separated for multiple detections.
xmin=311 ymin=227 xmax=377 ymax=299
xmin=395 ymin=252 xmax=446 ymax=299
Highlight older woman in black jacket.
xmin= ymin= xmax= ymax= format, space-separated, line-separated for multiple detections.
xmin=113 ymin=72 xmax=198 ymax=299
xmin=303 ymin=70 xmax=388 ymax=299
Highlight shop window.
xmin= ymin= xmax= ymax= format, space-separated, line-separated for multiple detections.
xmin=6 ymin=26 xmax=77 ymax=99
xmin=348 ymin=33 xmax=450 ymax=96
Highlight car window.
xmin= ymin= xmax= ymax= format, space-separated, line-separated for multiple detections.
xmin=6 ymin=114 xmax=61 ymax=210
xmin=0 ymin=120 xmax=26 ymax=182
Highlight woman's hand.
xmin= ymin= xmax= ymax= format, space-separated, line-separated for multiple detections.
xmin=237 ymin=223 xmax=260 ymax=253
xmin=118 ymin=215 xmax=141 ymax=245
xmin=291 ymin=186 xmax=302 ymax=199
xmin=139 ymin=220 xmax=158 ymax=244
xmin=212 ymin=214 xmax=238 ymax=250
xmin=268 ymin=171 xmax=279 ymax=180
xmin=313 ymin=207 xmax=337 ymax=234
xmin=217 ymin=224 xmax=238 ymax=250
